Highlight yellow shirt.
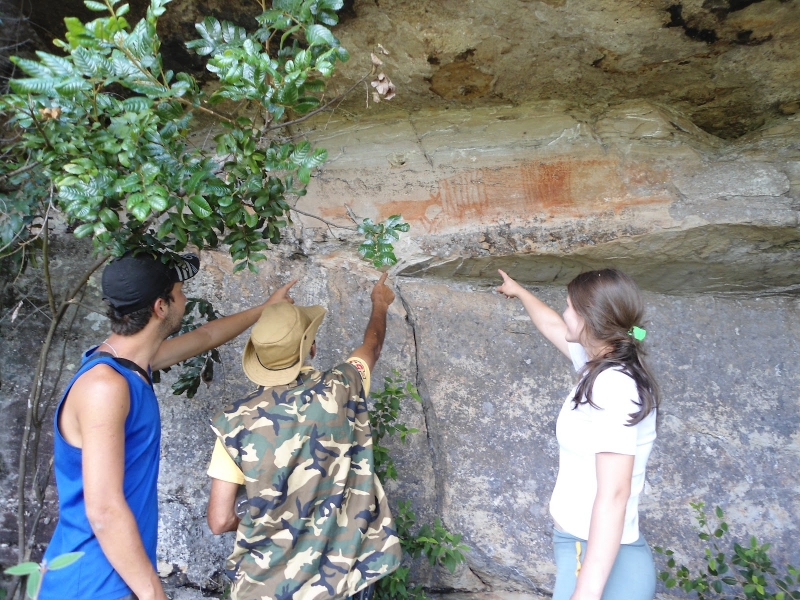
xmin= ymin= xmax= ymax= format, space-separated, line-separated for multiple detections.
xmin=207 ymin=357 xmax=371 ymax=484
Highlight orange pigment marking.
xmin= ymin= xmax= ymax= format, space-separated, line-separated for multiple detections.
xmin=322 ymin=158 xmax=671 ymax=233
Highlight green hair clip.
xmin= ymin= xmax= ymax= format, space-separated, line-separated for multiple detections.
xmin=628 ymin=326 xmax=647 ymax=341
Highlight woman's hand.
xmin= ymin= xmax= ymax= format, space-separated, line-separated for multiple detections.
xmin=495 ymin=269 xmax=571 ymax=357
xmin=496 ymin=269 xmax=525 ymax=299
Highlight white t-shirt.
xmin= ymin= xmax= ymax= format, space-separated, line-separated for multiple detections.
xmin=549 ymin=343 xmax=656 ymax=544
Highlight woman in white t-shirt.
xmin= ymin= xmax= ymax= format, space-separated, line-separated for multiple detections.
xmin=497 ymin=268 xmax=659 ymax=600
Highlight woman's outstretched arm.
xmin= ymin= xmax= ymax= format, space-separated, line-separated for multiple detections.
xmin=496 ymin=269 xmax=570 ymax=357
xmin=570 ymin=452 xmax=634 ymax=600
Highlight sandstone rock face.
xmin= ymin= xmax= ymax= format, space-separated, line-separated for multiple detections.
xmin=1 ymin=0 xmax=799 ymax=596
xmin=1 ymin=98 xmax=798 ymax=598
xmin=3 ymin=251 xmax=799 ymax=598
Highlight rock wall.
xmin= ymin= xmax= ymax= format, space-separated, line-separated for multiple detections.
xmin=1 ymin=102 xmax=799 ymax=598
xmin=22 ymin=0 xmax=800 ymax=139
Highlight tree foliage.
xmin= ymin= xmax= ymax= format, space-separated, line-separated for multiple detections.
xmin=0 ymin=0 xmax=403 ymax=274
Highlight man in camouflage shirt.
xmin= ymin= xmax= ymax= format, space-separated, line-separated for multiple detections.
xmin=206 ymin=274 xmax=401 ymax=600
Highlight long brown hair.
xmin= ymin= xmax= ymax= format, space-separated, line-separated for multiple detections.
xmin=568 ymin=269 xmax=659 ymax=425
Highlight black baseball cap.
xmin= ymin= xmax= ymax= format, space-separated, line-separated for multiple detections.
xmin=102 ymin=251 xmax=200 ymax=315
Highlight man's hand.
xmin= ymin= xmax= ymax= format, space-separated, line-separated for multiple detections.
xmin=371 ymin=273 xmax=395 ymax=308
xmin=266 ymin=279 xmax=298 ymax=305
xmin=153 ymin=279 xmax=298 ymax=371
xmin=496 ymin=269 xmax=525 ymax=299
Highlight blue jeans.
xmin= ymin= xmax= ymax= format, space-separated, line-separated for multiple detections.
xmin=552 ymin=528 xmax=656 ymax=600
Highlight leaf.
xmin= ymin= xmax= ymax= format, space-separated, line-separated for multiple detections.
xmin=130 ymin=203 xmax=150 ymax=222
xmin=289 ymin=141 xmax=310 ymax=164
xmin=4 ymin=563 xmax=40 ymax=576
xmin=9 ymin=78 xmax=56 ymax=95
xmin=220 ymin=21 xmax=245 ymax=45
xmin=255 ymin=9 xmax=284 ymax=25
xmin=297 ymin=166 xmax=311 ymax=185
xmin=54 ymin=77 xmax=92 ymax=95
xmin=149 ymin=194 xmax=169 ymax=212
xmin=305 ymin=24 xmax=337 ymax=47
xmin=276 ymin=82 xmax=298 ymax=105
xmin=47 ymin=552 xmax=84 ymax=571
xmin=73 ymin=47 xmax=111 ymax=77
xmin=84 ymin=0 xmax=109 ymax=10
xmin=26 ymin=570 xmax=41 ymax=599
xmin=188 ymin=195 xmax=212 ymax=218
xmin=302 ymin=148 xmax=327 ymax=169
xmin=315 ymin=60 xmax=333 ymax=77
xmin=318 ymin=10 xmax=339 ymax=27
xmin=100 ymin=209 xmax=120 ymax=229
xmin=9 ymin=57 xmax=53 ymax=79
xmin=319 ymin=0 xmax=344 ymax=10
xmin=73 ymin=223 xmax=96 ymax=239
xmin=122 ymin=96 xmax=151 ymax=112
xmin=293 ymin=101 xmax=318 ymax=114
xmin=36 ymin=51 xmax=75 ymax=77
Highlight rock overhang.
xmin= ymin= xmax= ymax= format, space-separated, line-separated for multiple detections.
xmin=17 ymin=0 xmax=800 ymax=140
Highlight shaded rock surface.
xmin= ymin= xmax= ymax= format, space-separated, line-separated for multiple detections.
xmin=17 ymin=0 xmax=800 ymax=139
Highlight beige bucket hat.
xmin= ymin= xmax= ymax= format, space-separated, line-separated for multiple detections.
xmin=242 ymin=302 xmax=326 ymax=387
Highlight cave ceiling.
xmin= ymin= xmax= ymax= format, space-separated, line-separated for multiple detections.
xmin=15 ymin=0 xmax=800 ymax=139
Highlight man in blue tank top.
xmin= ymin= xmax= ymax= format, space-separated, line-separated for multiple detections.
xmin=40 ymin=250 xmax=297 ymax=600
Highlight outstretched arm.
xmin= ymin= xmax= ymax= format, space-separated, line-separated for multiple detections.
xmin=349 ymin=273 xmax=395 ymax=372
xmin=75 ymin=368 xmax=168 ymax=600
xmin=570 ymin=452 xmax=633 ymax=600
xmin=152 ymin=279 xmax=297 ymax=371
xmin=496 ymin=269 xmax=570 ymax=358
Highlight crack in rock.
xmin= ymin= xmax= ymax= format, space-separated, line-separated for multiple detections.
xmin=395 ymin=280 xmax=445 ymax=515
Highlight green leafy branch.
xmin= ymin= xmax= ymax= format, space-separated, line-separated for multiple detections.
xmin=0 ymin=0 xmax=383 ymax=273
xmin=370 ymin=372 xmax=469 ymax=600
xmin=358 ymin=215 xmax=410 ymax=269
xmin=655 ymin=502 xmax=800 ymax=599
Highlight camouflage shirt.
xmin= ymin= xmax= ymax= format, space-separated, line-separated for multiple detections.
xmin=210 ymin=363 xmax=401 ymax=600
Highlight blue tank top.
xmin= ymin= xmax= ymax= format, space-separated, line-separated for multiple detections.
xmin=39 ymin=348 xmax=161 ymax=600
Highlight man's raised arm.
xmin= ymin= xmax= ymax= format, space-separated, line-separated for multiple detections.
xmin=152 ymin=279 xmax=297 ymax=371
xmin=349 ymin=273 xmax=395 ymax=372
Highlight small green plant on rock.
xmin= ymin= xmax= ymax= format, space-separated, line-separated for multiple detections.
xmin=655 ymin=502 xmax=800 ymax=599
xmin=369 ymin=372 xmax=469 ymax=600
xmin=358 ymin=215 xmax=410 ymax=269
xmin=4 ymin=552 xmax=83 ymax=599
